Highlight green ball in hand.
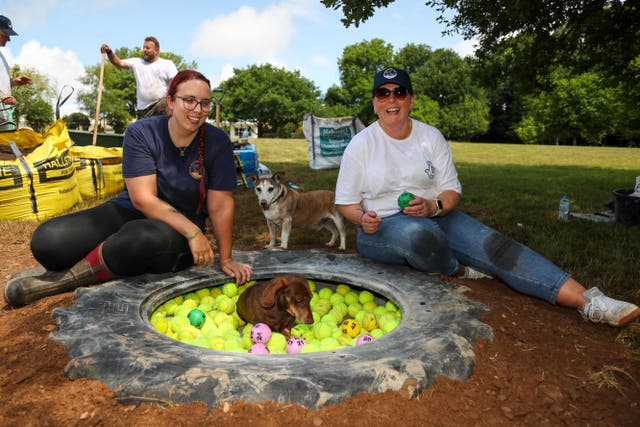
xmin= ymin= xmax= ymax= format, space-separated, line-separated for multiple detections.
xmin=397 ymin=191 xmax=415 ymax=209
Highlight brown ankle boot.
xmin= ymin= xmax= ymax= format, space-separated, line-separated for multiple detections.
xmin=4 ymin=260 xmax=99 ymax=307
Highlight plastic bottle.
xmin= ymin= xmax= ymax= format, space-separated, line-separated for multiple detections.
xmin=558 ymin=195 xmax=570 ymax=222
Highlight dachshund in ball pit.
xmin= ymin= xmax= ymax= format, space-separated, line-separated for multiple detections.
xmin=237 ymin=274 xmax=314 ymax=337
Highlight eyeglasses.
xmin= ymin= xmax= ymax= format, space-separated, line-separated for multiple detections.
xmin=173 ymin=95 xmax=213 ymax=112
xmin=374 ymin=87 xmax=410 ymax=101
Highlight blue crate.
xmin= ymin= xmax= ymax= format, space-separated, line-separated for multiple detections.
xmin=234 ymin=143 xmax=259 ymax=188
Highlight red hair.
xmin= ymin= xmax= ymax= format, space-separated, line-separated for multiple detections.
xmin=167 ymin=70 xmax=211 ymax=214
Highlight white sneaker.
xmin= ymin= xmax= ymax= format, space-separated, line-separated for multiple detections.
xmin=460 ymin=266 xmax=493 ymax=280
xmin=580 ymin=287 xmax=640 ymax=327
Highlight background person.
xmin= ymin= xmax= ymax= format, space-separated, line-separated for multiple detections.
xmin=101 ymin=36 xmax=178 ymax=119
xmin=0 ymin=15 xmax=32 ymax=130
xmin=335 ymin=66 xmax=640 ymax=328
xmin=4 ymin=70 xmax=252 ymax=307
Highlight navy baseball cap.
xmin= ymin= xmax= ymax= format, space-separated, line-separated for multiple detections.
xmin=0 ymin=16 xmax=17 ymax=36
xmin=372 ymin=67 xmax=413 ymax=94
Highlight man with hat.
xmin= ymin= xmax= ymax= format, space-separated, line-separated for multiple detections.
xmin=0 ymin=15 xmax=32 ymax=130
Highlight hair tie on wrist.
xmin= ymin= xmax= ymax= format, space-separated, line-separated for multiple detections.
xmin=186 ymin=230 xmax=200 ymax=240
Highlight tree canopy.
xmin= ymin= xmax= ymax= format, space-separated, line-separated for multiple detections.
xmin=219 ymin=64 xmax=321 ymax=137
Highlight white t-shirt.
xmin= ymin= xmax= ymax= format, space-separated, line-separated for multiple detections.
xmin=124 ymin=57 xmax=178 ymax=110
xmin=0 ymin=51 xmax=12 ymax=127
xmin=335 ymin=119 xmax=462 ymax=218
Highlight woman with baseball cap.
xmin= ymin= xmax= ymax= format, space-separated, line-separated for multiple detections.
xmin=335 ymin=66 xmax=640 ymax=328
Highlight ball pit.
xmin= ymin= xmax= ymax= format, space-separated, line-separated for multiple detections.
xmin=50 ymin=249 xmax=492 ymax=410
xmin=149 ymin=279 xmax=402 ymax=353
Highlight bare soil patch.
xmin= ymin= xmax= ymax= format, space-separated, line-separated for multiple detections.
xmin=1 ymin=221 xmax=638 ymax=426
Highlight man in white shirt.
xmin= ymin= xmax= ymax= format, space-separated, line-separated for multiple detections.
xmin=0 ymin=15 xmax=32 ymax=130
xmin=101 ymin=36 xmax=178 ymax=119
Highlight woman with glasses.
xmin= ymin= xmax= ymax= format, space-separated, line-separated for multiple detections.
xmin=335 ymin=67 xmax=639 ymax=327
xmin=5 ymin=70 xmax=252 ymax=307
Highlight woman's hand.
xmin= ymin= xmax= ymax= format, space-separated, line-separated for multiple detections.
xmin=402 ymin=196 xmax=432 ymax=218
xmin=188 ymin=231 xmax=215 ymax=265
xmin=219 ymin=258 xmax=253 ymax=284
xmin=361 ymin=211 xmax=382 ymax=234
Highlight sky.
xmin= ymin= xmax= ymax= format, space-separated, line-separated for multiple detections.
xmin=1 ymin=0 xmax=477 ymax=116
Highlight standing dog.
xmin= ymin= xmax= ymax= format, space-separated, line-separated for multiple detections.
xmin=236 ymin=274 xmax=314 ymax=336
xmin=248 ymin=172 xmax=346 ymax=250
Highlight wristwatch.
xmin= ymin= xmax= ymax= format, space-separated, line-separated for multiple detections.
xmin=430 ymin=199 xmax=443 ymax=217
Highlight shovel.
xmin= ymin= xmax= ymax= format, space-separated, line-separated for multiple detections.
xmin=92 ymin=52 xmax=106 ymax=145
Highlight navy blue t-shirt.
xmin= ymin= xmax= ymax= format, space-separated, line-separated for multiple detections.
xmin=111 ymin=115 xmax=237 ymax=230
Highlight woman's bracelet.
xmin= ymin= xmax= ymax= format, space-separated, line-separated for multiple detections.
xmin=186 ymin=229 xmax=200 ymax=241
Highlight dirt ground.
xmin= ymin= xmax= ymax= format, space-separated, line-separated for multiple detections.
xmin=1 ymin=221 xmax=639 ymax=427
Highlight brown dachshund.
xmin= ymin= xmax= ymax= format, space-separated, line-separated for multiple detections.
xmin=236 ymin=274 xmax=314 ymax=336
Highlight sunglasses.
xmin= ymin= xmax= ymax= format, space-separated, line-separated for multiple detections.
xmin=373 ymin=86 xmax=410 ymax=101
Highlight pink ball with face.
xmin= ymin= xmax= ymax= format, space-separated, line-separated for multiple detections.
xmin=286 ymin=337 xmax=306 ymax=354
xmin=356 ymin=334 xmax=375 ymax=345
xmin=250 ymin=323 xmax=272 ymax=344
xmin=248 ymin=343 xmax=270 ymax=354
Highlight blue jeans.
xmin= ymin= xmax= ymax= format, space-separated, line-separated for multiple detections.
xmin=356 ymin=210 xmax=569 ymax=304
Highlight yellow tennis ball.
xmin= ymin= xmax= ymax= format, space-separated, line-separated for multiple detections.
xmin=359 ymin=290 xmax=375 ymax=305
xmin=362 ymin=313 xmax=378 ymax=331
xmin=344 ymin=291 xmax=359 ymax=306
xmin=318 ymin=287 xmax=333 ymax=300
xmin=336 ymin=284 xmax=351 ymax=296
xmin=222 ymin=282 xmax=238 ymax=298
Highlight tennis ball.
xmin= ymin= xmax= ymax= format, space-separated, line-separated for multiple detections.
xmin=170 ymin=315 xmax=190 ymax=333
xmin=187 ymin=309 xmax=206 ymax=328
xmin=241 ymin=334 xmax=253 ymax=349
xmin=199 ymin=295 xmax=215 ymax=306
xmin=267 ymin=332 xmax=287 ymax=353
xmin=306 ymin=279 xmax=316 ymax=292
xmin=312 ymin=298 xmax=331 ymax=316
xmin=286 ymin=337 xmax=306 ymax=354
xmin=313 ymin=322 xmax=333 ymax=340
xmin=250 ymin=323 xmax=272 ymax=344
xmin=290 ymin=324 xmax=310 ymax=337
xmin=397 ymin=191 xmax=415 ymax=209
xmin=189 ymin=336 xmax=211 ymax=349
xmin=222 ymin=282 xmax=238 ymax=298
xmin=329 ymin=293 xmax=345 ymax=306
xmin=332 ymin=302 xmax=348 ymax=317
xmin=172 ymin=295 xmax=184 ymax=305
xmin=195 ymin=288 xmax=210 ymax=300
xmin=210 ymin=287 xmax=222 ymax=298
xmin=381 ymin=318 xmax=400 ymax=333
xmin=215 ymin=295 xmax=235 ymax=314
xmin=300 ymin=342 xmax=320 ymax=353
xmin=341 ymin=319 xmax=361 ymax=338
xmin=335 ymin=284 xmax=351 ymax=295
xmin=177 ymin=325 xmax=200 ymax=341
xmin=150 ymin=314 xmax=168 ymax=334
xmin=385 ymin=300 xmax=399 ymax=312
xmin=174 ymin=305 xmax=192 ymax=318
xmin=161 ymin=300 xmax=179 ymax=315
xmin=362 ymin=301 xmax=377 ymax=312
xmin=338 ymin=334 xmax=352 ymax=346
xmin=344 ymin=291 xmax=359 ymax=306
xmin=362 ymin=313 xmax=378 ymax=331
xmin=248 ymin=343 xmax=270 ymax=354
xmin=208 ymin=336 xmax=225 ymax=350
xmin=373 ymin=306 xmax=388 ymax=318
xmin=370 ymin=328 xmax=385 ymax=339
xmin=328 ymin=309 xmax=344 ymax=324
xmin=356 ymin=334 xmax=375 ymax=345
xmin=320 ymin=313 xmax=338 ymax=325
xmin=318 ymin=287 xmax=333 ymax=300
xmin=359 ymin=290 xmax=375 ymax=305
xmin=355 ymin=310 xmax=367 ymax=325
xmin=223 ymin=338 xmax=245 ymax=353
xmin=347 ymin=302 xmax=362 ymax=318
xmin=217 ymin=321 xmax=236 ymax=335
xmin=319 ymin=337 xmax=340 ymax=351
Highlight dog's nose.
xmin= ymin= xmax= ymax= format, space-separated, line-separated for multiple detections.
xmin=259 ymin=201 xmax=269 ymax=210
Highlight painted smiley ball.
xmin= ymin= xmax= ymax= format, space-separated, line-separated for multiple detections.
xmin=250 ymin=323 xmax=273 ymax=344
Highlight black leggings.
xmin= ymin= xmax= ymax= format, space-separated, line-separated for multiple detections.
xmin=30 ymin=201 xmax=194 ymax=276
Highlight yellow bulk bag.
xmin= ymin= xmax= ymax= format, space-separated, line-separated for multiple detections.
xmin=0 ymin=120 xmax=81 ymax=220
xmin=69 ymin=145 xmax=124 ymax=199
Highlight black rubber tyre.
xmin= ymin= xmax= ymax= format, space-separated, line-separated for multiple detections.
xmin=50 ymin=250 xmax=492 ymax=409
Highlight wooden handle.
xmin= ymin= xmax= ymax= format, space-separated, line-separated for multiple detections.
xmin=92 ymin=52 xmax=106 ymax=145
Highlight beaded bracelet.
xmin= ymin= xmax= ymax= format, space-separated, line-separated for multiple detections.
xmin=186 ymin=230 xmax=200 ymax=241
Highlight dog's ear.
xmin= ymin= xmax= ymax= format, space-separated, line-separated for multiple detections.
xmin=261 ymin=276 xmax=289 ymax=308
xmin=273 ymin=171 xmax=285 ymax=184
xmin=247 ymin=174 xmax=258 ymax=184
